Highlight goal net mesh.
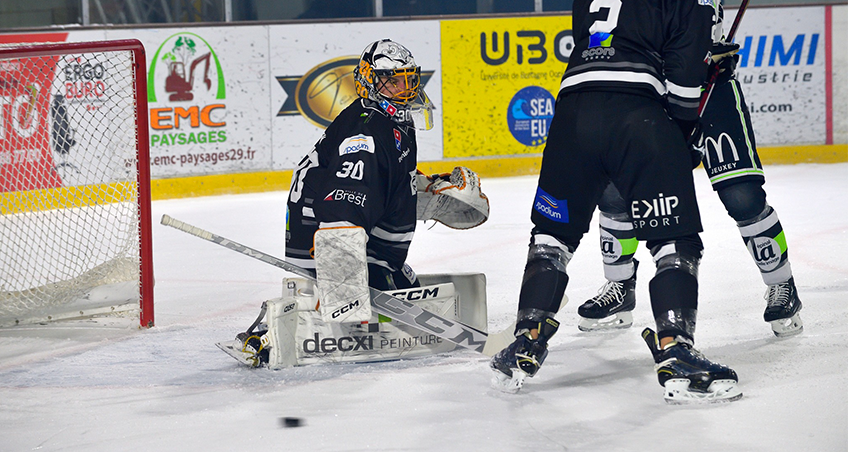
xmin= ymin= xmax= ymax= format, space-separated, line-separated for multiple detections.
xmin=0 ymin=43 xmax=146 ymax=326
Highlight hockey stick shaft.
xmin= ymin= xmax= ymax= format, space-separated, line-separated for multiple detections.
xmin=725 ymin=0 xmax=749 ymax=43
xmin=695 ymin=0 xmax=751 ymax=120
xmin=160 ymin=214 xmax=490 ymax=354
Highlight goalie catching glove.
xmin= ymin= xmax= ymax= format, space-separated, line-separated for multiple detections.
xmin=416 ymin=166 xmax=490 ymax=229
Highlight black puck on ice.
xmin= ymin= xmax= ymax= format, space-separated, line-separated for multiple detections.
xmin=280 ymin=417 xmax=304 ymax=428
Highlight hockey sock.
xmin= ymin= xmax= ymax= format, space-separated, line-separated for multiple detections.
xmin=598 ymin=211 xmax=638 ymax=281
xmin=649 ymin=269 xmax=698 ymax=342
xmin=648 ymin=238 xmax=702 ymax=342
xmin=517 ymin=233 xmax=572 ymax=314
xmin=737 ymin=205 xmax=793 ymax=285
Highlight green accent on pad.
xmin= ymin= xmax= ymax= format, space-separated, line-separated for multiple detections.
xmin=775 ymin=230 xmax=788 ymax=253
xmin=620 ymin=237 xmax=639 ymax=256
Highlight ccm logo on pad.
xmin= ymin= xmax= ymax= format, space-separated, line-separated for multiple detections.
xmin=331 ymin=300 xmax=361 ymax=319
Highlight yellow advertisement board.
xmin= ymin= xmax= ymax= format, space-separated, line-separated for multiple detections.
xmin=441 ymin=15 xmax=573 ymax=158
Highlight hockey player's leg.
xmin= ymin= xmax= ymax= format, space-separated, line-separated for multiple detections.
xmin=644 ymin=237 xmax=741 ymax=404
xmin=578 ymin=183 xmax=640 ymax=331
xmin=491 ymin=233 xmax=570 ymax=393
xmin=719 ymin=182 xmax=803 ymax=336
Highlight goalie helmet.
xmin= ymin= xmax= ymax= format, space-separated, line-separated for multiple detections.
xmin=354 ymin=39 xmax=434 ymax=130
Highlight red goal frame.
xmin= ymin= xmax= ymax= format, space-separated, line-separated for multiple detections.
xmin=0 ymin=39 xmax=154 ymax=328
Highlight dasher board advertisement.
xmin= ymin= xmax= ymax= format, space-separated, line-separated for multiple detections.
xmin=268 ymin=20 xmax=443 ymax=170
xmin=727 ymin=5 xmax=827 ymax=146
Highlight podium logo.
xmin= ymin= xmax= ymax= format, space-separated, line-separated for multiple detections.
xmin=533 ymin=187 xmax=568 ymax=223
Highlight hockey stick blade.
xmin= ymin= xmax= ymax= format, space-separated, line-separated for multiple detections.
xmin=160 ymin=214 xmax=490 ymax=354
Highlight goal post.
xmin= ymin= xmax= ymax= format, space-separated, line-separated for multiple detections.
xmin=0 ymin=39 xmax=154 ymax=328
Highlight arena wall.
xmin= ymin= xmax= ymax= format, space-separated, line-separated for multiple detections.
xmin=1 ymin=4 xmax=844 ymax=200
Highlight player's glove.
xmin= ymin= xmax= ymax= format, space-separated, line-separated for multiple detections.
xmin=416 ymin=167 xmax=490 ymax=229
xmin=710 ymin=41 xmax=740 ymax=64
xmin=709 ymin=41 xmax=740 ymax=85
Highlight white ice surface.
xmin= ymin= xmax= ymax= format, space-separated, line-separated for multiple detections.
xmin=1 ymin=163 xmax=846 ymax=451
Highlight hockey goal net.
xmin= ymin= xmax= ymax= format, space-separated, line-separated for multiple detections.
xmin=0 ymin=40 xmax=153 ymax=328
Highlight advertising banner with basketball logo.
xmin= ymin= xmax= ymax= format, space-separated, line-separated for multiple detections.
xmin=268 ymin=21 xmax=442 ymax=169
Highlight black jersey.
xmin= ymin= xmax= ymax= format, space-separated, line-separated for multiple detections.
xmin=286 ymin=98 xmax=418 ymax=273
xmin=561 ymin=0 xmax=718 ymax=122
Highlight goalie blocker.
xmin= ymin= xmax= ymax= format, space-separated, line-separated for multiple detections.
xmin=218 ymin=273 xmax=488 ymax=368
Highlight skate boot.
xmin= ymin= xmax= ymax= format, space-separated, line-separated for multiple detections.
xmin=490 ymin=317 xmax=559 ymax=393
xmin=235 ymin=329 xmax=270 ymax=367
xmin=642 ymin=328 xmax=742 ymax=404
xmin=577 ymin=261 xmax=638 ymax=331
xmin=763 ymin=277 xmax=803 ymax=337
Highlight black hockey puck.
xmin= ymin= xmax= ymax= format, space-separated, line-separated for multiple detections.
xmin=280 ymin=417 xmax=304 ymax=428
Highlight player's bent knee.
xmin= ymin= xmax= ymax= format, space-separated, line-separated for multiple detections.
xmin=717 ymin=182 xmax=767 ymax=223
xmin=527 ymin=233 xmax=574 ymax=269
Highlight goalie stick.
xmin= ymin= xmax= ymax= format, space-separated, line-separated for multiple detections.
xmin=160 ymin=214 xmax=509 ymax=355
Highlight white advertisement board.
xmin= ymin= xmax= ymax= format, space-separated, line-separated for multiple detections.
xmin=727 ymin=6 xmax=827 ymax=145
xmin=267 ymin=21 xmax=443 ymax=169
xmin=107 ymin=26 xmax=274 ymax=178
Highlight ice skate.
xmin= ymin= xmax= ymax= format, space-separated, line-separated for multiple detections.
xmin=642 ymin=328 xmax=742 ymax=404
xmin=490 ymin=318 xmax=559 ymax=393
xmin=490 ymin=335 xmax=532 ymax=393
xmin=577 ymin=266 xmax=637 ymax=332
xmin=763 ymin=277 xmax=803 ymax=337
xmin=217 ymin=329 xmax=269 ymax=368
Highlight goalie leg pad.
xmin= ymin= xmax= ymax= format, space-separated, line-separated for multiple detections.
xmin=247 ymin=277 xmax=487 ymax=369
xmin=314 ymin=226 xmax=371 ymax=323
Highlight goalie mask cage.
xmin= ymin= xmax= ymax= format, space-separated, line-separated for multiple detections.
xmin=0 ymin=39 xmax=153 ymax=328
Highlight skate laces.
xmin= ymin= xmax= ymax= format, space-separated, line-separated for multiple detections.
xmin=593 ymin=280 xmax=625 ymax=307
xmin=765 ymin=282 xmax=791 ymax=308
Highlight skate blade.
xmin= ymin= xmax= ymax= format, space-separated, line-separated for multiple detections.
xmin=578 ymin=311 xmax=633 ymax=332
xmin=662 ymin=378 xmax=743 ymax=405
xmin=491 ymin=369 xmax=526 ymax=394
xmin=216 ymin=341 xmax=261 ymax=368
xmin=770 ymin=313 xmax=803 ymax=337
